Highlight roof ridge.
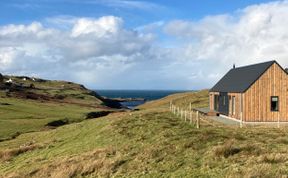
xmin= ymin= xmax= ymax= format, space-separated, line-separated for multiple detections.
xmin=210 ymin=60 xmax=278 ymax=93
xmin=233 ymin=60 xmax=275 ymax=70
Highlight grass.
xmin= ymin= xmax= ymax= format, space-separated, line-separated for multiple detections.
xmin=0 ymin=76 xmax=111 ymax=140
xmin=139 ymin=89 xmax=209 ymax=109
xmin=0 ymin=88 xmax=288 ymax=178
xmin=0 ymin=96 xmax=99 ymax=140
xmin=1 ymin=90 xmax=288 ymax=177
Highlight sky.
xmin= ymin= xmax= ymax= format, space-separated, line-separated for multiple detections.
xmin=0 ymin=0 xmax=288 ymax=90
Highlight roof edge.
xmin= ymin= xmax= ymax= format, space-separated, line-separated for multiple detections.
xmin=210 ymin=60 xmax=281 ymax=93
xmin=243 ymin=60 xmax=287 ymax=93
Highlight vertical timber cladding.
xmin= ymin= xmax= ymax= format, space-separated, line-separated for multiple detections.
xmin=227 ymin=93 xmax=241 ymax=120
xmin=243 ymin=63 xmax=288 ymax=122
xmin=209 ymin=92 xmax=219 ymax=111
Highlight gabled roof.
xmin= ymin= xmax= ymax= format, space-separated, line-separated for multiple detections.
xmin=210 ymin=60 xmax=282 ymax=93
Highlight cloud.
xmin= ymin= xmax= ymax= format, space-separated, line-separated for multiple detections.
xmin=2 ymin=1 xmax=288 ymax=89
xmin=0 ymin=16 xmax=154 ymax=88
xmin=158 ymin=0 xmax=288 ymax=89
xmin=71 ymin=16 xmax=123 ymax=37
xmin=164 ymin=1 xmax=288 ymax=66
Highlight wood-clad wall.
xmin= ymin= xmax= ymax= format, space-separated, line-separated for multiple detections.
xmin=210 ymin=92 xmax=242 ymax=120
xmin=209 ymin=92 xmax=219 ymax=111
xmin=243 ymin=63 xmax=288 ymax=122
xmin=227 ymin=93 xmax=241 ymax=120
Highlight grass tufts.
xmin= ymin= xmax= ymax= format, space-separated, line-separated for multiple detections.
xmin=0 ymin=144 xmax=43 ymax=162
xmin=214 ymin=140 xmax=241 ymax=158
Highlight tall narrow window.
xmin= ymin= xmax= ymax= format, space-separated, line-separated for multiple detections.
xmin=229 ymin=96 xmax=232 ymax=115
xmin=214 ymin=95 xmax=219 ymax=111
xmin=271 ymin=96 xmax=279 ymax=112
xmin=232 ymin=96 xmax=236 ymax=115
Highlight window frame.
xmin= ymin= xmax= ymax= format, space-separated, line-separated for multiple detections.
xmin=232 ymin=96 xmax=236 ymax=115
xmin=271 ymin=96 xmax=279 ymax=112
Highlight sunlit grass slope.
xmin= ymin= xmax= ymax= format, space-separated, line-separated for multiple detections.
xmin=0 ymin=76 xmax=109 ymax=140
xmin=1 ymin=90 xmax=288 ymax=177
xmin=139 ymin=89 xmax=209 ymax=109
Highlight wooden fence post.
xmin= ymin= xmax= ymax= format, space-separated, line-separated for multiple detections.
xmin=185 ymin=111 xmax=187 ymax=122
xmin=196 ymin=111 xmax=200 ymax=129
xmin=190 ymin=111 xmax=192 ymax=124
xmin=189 ymin=103 xmax=192 ymax=111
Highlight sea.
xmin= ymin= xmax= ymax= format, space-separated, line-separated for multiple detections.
xmin=96 ymin=90 xmax=191 ymax=108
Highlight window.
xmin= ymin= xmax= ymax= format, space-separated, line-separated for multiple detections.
xmin=232 ymin=96 xmax=236 ymax=115
xmin=223 ymin=96 xmax=226 ymax=105
xmin=229 ymin=96 xmax=232 ymax=115
xmin=271 ymin=96 xmax=279 ymax=112
xmin=214 ymin=95 xmax=219 ymax=111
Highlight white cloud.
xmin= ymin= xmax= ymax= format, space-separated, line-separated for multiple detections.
xmin=159 ymin=0 xmax=288 ymax=89
xmin=2 ymin=1 xmax=288 ymax=89
xmin=0 ymin=16 xmax=154 ymax=88
xmin=71 ymin=16 xmax=123 ymax=37
xmin=164 ymin=1 xmax=288 ymax=66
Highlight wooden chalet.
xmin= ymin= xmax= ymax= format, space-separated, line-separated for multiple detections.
xmin=209 ymin=60 xmax=288 ymax=123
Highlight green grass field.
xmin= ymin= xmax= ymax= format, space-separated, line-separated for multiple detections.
xmin=0 ymin=77 xmax=109 ymax=140
xmin=0 ymin=97 xmax=98 ymax=140
xmin=1 ymin=90 xmax=288 ymax=177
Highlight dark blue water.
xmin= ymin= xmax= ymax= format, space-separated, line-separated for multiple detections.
xmin=96 ymin=90 xmax=190 ymax=108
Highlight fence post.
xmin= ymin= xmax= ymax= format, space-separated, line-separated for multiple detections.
xmin=196 ymin=111 xmax=200 ymax=129
xmin=189 ymin=103 xmax=192 ymax=111
xmin=185 ymin=111 xmax=187 ymax=122
xmin=190 ymin=111 xmax=193 ymax=124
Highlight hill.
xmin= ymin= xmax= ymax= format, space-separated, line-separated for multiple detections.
xmin=139 ymin=89 xmax=209 ymax=109
xmin=1 ymin=89 xmax=288 ymax=177
xmin=0 ymin=75 xmax=122 ymax=140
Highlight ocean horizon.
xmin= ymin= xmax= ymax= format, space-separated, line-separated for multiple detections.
xmin=95 ymin=90 xmax=195 ymax=108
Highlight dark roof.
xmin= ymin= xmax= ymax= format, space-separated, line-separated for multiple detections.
xmin=210 ymin=60 xmax=281 ymax=93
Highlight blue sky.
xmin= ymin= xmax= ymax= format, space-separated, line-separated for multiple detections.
xmin=0 ymin=0 xmax=288 ymax=89
xmin=0 ymin=0 xmax=274 ymax=26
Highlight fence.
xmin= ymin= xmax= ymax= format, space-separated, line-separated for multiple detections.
xmin=169 ymin=101 xmax=212 ymax=129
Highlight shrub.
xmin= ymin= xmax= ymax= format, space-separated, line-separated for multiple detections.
xmin=86 ymin=111 xmax=112 ymax=119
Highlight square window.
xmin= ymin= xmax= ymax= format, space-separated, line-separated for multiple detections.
xmin=271 ymin=96 xmax=279 ymax=112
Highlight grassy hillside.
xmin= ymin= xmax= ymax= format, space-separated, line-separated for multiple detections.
xmin=139 ymin=90 xmax=209 ymax=109
xmin=1 ymin=90 xmax=288 ymax=177
xmin=0 ymin=75 xmax=117 ymax=140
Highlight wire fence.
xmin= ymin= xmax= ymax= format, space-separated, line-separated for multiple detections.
xmin=169 ymin=101 xmax=215 ymax=129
